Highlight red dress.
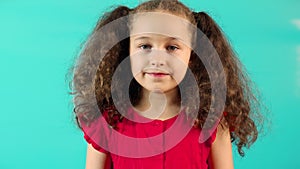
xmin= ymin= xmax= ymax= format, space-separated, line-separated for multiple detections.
xmin=81 ymin=108 xmax=217 ymax=169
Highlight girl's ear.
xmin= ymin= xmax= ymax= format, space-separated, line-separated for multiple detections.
xmin=188 ymin=59 xmax=192 ymax=66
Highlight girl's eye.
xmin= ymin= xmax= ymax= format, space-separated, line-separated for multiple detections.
xmin=166 ymin=45 xmax=179 ymax=51
xmin=139 ymin=44 xmax=152 ymax=50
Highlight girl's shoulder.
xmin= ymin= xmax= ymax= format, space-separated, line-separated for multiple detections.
xmin=80 ymin=109 xmax=112 ymax=154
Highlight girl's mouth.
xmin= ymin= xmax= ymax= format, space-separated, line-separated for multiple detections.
xmin=146 ymin=72 xmax=169 ymax=77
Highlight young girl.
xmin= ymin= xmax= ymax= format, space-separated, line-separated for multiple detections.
xmin=68 ymin=0 xmax=263 ymax=169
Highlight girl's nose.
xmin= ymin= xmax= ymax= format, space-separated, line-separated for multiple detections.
xmin=150 ymin=59 xmax=166 ymax=67
xmin=148 ymin=50 xmax=168 ymax=67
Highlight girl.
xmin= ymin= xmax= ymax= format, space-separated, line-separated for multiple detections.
xmin=67 ymin=0 xmax=263 ymax=169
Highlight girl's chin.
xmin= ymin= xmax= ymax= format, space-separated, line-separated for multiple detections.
xmin=149 ymin=89 xmax=164 ymax=93
xmin=142 ymin=86 xmax=178 ymax=94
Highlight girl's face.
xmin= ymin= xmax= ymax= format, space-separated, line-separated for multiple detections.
xmin=129 ymin=12 xmax=193 ymax=93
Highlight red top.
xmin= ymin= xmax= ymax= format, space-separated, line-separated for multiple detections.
xmin=81 ymin=108 xmax=217 ymax=169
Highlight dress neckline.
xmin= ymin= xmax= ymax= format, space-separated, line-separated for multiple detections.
xmin=126 ymin=106 xmax=184 ymax=124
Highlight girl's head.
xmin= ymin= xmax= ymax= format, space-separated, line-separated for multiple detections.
xmin=68 ymin=0 xmax=263 ymax=156
xmin=128 ymin=1 xmax=198 ymax=95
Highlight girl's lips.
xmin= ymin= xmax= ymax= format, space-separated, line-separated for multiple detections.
xmin=146 ymin=72 xmax=169 ymax=77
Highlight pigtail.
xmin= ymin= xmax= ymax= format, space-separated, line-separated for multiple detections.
xmin=71 ymin=6 xmax=132 ymax=129
xmin=193 ymin=12 xmax=222 ymax=45
xmin=193 ymin=11 xmax=261 ymax=156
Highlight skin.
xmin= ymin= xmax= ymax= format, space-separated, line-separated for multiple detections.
xmin=86 ymin=144 xmax=111 ymax=169
xmin=85 ymin=11 xmax=234 ymax=169
xmin=129 ymin=33 xmax=192 ymax=120
xmin=209 ymin=125 xmax=234 ymax=169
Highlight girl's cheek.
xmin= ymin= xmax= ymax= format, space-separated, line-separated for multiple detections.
xmin=168 ymin=57 xmax=189 ymax=82
xmin=130 ymin=54 xmax=147 ymax=76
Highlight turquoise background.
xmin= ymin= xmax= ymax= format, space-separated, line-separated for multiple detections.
xmin=0 ymin=0 xmax=299 ymax=168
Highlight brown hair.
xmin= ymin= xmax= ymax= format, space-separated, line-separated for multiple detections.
xmin=66 ymin=0 xmax=264 ymax=156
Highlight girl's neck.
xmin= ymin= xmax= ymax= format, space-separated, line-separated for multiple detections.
xmin=134 ymin=87 xmax=181 ymax=120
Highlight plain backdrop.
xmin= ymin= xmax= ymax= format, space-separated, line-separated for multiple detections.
xmin=0 ymin=0 xmax=299 ymax=168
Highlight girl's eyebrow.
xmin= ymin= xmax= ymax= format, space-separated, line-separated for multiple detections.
xmin=133 ymin=36 xmax=184 ymax=42
xmin=133 ymin=36 xmax=150 ymax=41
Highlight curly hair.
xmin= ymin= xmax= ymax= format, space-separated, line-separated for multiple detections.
xmin=66 ymin=0 xmax=264 ymax=157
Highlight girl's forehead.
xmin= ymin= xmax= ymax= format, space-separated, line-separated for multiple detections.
xmin=129 ymin=12 xmax=195 ymax=46
xmin=130 ymin=33 xmax=188 ymax=47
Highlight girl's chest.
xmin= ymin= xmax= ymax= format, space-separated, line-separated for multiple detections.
xmin=108 ymin=120 xmax=213 ymax=169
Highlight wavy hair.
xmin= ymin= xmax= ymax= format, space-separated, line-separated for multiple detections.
xmin=66 ymin=0 xmax=264 ymax=156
